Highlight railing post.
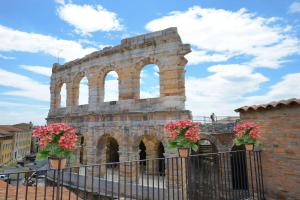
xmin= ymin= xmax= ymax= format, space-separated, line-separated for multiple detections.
xmin=164 ymin=151 xmax=187 ymax=200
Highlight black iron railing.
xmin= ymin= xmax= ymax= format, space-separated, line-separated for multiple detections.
xmin=0 ymin=150 xmax=264 ymax=200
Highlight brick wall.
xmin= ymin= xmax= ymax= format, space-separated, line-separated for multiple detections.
xmin=239 ymin=104 xmax=300 ymax=199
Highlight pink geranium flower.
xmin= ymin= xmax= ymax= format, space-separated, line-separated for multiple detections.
xmin=164 ymin=119 xmax=201 ymax=151
xmin=32 ymin=123 xmax=78 ymax=160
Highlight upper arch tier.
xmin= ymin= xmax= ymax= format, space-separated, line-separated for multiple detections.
xmin=49 ymin=27 xmax=191 ymax=116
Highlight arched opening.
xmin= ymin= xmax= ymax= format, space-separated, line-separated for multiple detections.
xmin=139 ymin=141 xmax=146 ymax=167
xmin=79 ymin=77 xmax=89 ymax=105
xmin=190 ymin=139 xmax=219 ymax=199
xmin=97 ymin=135 xmax=120 ymax=166
xmin=140 ymin=64 xmax=160 ymax=99
xmin=104 ymin=71 xmax=119 ymax=102
xmin=60 ymin=83 xmax=66 ymax=107
xmin=192 ymin=139 xmax=218 ymax=162
xmin=106 ymin=137 xmax=119 ymax=168
xmin=231 ymin=145 xmax=248 ymax=190
xmin=157 ymin=142 xmax=165 ymax=176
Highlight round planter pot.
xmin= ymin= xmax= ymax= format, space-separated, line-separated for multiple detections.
xmin=178 ymin=148 xmax=190 ymax=158
xmin=245 ymin=144 xmax=254 ymax=151
xmin=48 ymin=157 xmax=67 ymax=169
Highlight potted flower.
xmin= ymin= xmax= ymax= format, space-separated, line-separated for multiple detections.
xmin=233 ymin=122 xmax=260 ymax=151
xmin=32 ymin=123 xmax=79 ymax=169
xmin=164 ymin=119 xmax=201 ymax=157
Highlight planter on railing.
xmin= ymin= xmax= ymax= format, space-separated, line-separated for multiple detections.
xmin=48 ymin=157 xmax=67 ymax=169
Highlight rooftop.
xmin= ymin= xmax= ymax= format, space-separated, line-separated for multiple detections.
xmin=0 ymin=125 xmax=22 ymax=132
xmin=0 ymin=180 xmax=81 ymax=200
xmin=235 ymin=98 xmax=300 ymax=112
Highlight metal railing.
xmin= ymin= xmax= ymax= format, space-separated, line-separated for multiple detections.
xmin=0 ymin=150 xmax=264 ymax=200
xmin=193 ymin=116 xmax=240 ymax=124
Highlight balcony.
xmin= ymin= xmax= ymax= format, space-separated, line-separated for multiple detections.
xmin=0 ymin=150 xmax=265 ymax=200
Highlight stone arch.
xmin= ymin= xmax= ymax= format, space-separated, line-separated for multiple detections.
xmin=135 ymin=57 xmax=162 ymax=72
xmin=195 ymin=138 xmax=218 ymax=154
xmin=96 ymin=65 xmax=121 ymax=103
xmin=71 ymin=71 xmax=88 ymax=106
xmin=136 ymin=134 xmax=166 ymax=175
xmin=139 ymin=64 xmax=160 ymax=99
xmin=96 ymin=134 xmax=120 ymax=165
xmin=103 ymin=71 xmax=119 ymax=102
xmin=53 ymin=79 xmax=65 ymax=109
xmin=134 ymin=57 xmax=162 ymax=99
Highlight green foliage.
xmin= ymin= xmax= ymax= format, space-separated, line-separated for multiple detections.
xmin=235 ymin=128 xmax=258 ymax=146
xmin=167 ymin=128 xmax=199 ymax=152
xmin=36 ymin=131 xmax=74 ymax=161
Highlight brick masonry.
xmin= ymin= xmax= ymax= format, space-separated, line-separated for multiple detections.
xmin=237 ymin=103 xmax=300 ymax=200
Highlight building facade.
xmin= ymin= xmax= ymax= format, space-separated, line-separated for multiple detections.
xmin=0 ymin=131 xmax=14 ymax=165
xmin=47 ymin=28 xmax=192 ymax=170
xmin=235 ymin=98 xmax=300 ymax=200
xmin=0 ymin=124 xmax=32 ymax=161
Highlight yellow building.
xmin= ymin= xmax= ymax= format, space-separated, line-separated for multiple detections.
xmin=0 ymin=123 xmax=32 ymax=161
xmin=0 ymin=131 xmax=14 ymax=165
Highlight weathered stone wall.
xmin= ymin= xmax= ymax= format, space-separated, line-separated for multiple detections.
xmin=239 ymin=105 xmax=300 ymax=200
xmin=47 ymin=28 xmax=192 ymax=170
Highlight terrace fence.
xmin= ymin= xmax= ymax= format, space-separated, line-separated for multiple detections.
xmin=0 ymin=150 xmax=265 ymax=200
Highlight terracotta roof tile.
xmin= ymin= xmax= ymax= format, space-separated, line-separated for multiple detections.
xmin=0 ymin=125 xmax=22 ymax=132
xmin=235 ymin=98 xmax=300 ymax=112
xmin=0 ymin=180 xmax=81 ymax=200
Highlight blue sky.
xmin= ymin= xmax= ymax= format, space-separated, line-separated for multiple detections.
xmin=0 ymin=0 xmax=300 ymax=125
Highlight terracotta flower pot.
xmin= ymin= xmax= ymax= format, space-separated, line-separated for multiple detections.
xmin=48 ymin=157 xmax=67 ymax=169
xmin=245 ymin=144 xmax=254 ymax=151
xmin=178 ymin=148 xmax=190 ymax=158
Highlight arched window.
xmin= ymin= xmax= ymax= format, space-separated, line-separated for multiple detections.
xmin=60 ymin=83 xmax=66 ymax=107
xmin=104 ymin=71 xmax=118 ymax=102
xmin=79 ymin=77 xmax=89 ymax=105
xmin=140 ymin=64 xmax=160 ymax=99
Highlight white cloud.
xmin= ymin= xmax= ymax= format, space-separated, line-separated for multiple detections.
xmin=0 ymin=68 xmax=49 ymax=101
xmin=145 ymin=6 xmax=300 ymax=68
xmin=186 ymin=50 xmax=232 ymax=65
xmin=79 ymin=77 xmax=89 ymax=105
xmin=57 ymin=3 xmax=123 ymax=35
xmin=0 ymin=24 xmax=97 ymax=61
xmin=140 ymin=86 xmax=160 ymax=99
xmin=185 ymin=64 xmax=268 ymax=116
xmin=0 ymin=54 xmax=15 ymax=60
xmin=20 ymin=65 xmax=52 ymax=76
xmin=243 ymin=73 xmax=300 ymax=104
xmin=60 ymin=83 xmax=66 ymax=107
xmin=0 ymin=103 xmax=48 ymax=125
xmin=289 ymin=2 xmax=300 ymax=14
xmin=153 ymin=65 xmax=160 ymax=76
xmin=104 ymin=79 xmax=119 ymax=102
xmin=55 ymin=0 xmax=65 ymax=5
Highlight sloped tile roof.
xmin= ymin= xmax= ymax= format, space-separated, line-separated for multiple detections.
xmin=235 ymin=98 xmax=300 ymax=112
xmin=0 ymin=125 xmax=22 ymax=132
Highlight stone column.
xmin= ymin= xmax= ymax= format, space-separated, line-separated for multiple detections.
xmin=119 ymin=68 xmax=135 ymax=100
xmin=87 ymin=73 xmax=98 ymax=109
xmin=160 ymin=56 xmax=187 ymax=97
xmin=145 ymin=149 xmax=159 ymax=175
xmin=118 ymin=148 xmax=140 ymax=182
xmin=164 ymin=149 xmax=188 ymax=199
xmin=66 ymin=82 xmax=74 ymax=110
